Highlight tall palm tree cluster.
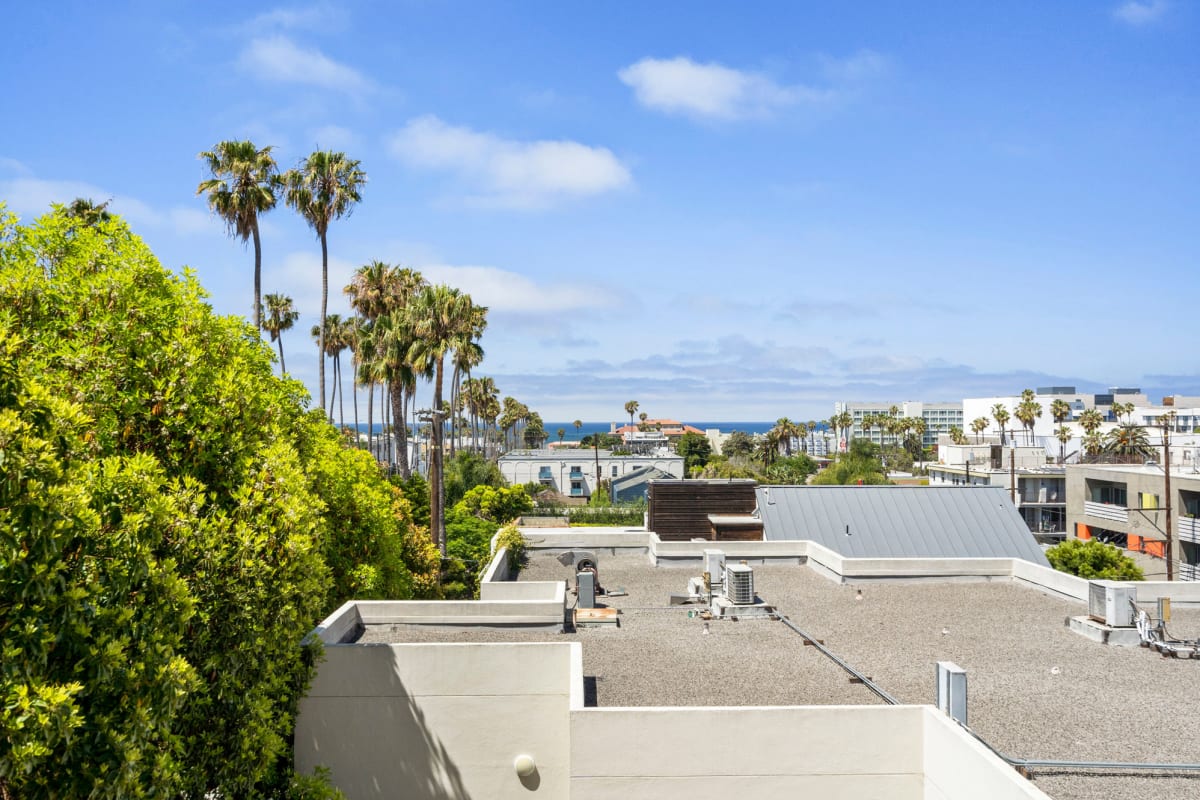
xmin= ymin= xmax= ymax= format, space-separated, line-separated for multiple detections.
xmin=197 ymin=139 xmax=531 ymax=556
xmin=341 ymin=262 xmax=489 ymax=553
xmin=197 ymin=140 xmax=365 ymax=414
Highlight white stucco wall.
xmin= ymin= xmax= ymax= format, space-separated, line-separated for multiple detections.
xmin=922 ymin=708 xmax=1051 ymax=799
xmin=296 ymin=641 xmax=581 ymax=799
xmin=570 ymin=705 xmax=928 ymax=800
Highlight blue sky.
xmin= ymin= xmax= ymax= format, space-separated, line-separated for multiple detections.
xmin=2 ymin=1 xmax=1197 ymax=422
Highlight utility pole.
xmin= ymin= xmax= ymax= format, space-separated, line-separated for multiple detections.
xmin=594 ymin=429 xmax=601 ymax=501
xmin=1162 ymin=415 xmax=1174 ymax=581
xmin=1010 ymin=448 xmax=1017 ymax=505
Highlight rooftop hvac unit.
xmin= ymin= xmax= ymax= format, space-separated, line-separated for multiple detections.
xmin=725 ymin=564 xmax=754 ymax=605
xmin=1088 ymin=580 xmax=1137 ymax=628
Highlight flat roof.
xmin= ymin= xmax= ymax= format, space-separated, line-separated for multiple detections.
xmin=358 ymin=554 xmax=1200 ymax=800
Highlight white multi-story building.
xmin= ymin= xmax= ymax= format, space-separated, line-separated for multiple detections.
xmin=834 ymin=400 xmax=963 ymax=447
xmin=499 ymin=449 xmax=684 ymax=499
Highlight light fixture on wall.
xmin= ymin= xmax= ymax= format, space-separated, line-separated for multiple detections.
xmin=513 ymin=754 xmax=536 ymax=777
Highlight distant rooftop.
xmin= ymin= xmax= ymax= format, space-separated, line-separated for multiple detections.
xmin=757 ymin=485 xmax=1050 ymax=564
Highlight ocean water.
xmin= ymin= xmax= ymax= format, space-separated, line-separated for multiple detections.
xmin=345 ymin=420 xmax=831 ymax=441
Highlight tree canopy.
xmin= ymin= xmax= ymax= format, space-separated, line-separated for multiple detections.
xmin=1046 ymin=539 xmax=1144 ymax=581
xmin=0 ymin=205 xmax=431 ymax=797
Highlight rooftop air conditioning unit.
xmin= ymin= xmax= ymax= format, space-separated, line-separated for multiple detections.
xmin=1088 ymin=580 xmax=1136 ymax=628
xmin=725 ymin=564 xmax=755 ymax=605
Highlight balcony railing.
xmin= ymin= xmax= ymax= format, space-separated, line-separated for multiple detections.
xmin=570 ymin=487 xmax=584 ymax=497
xmin=1179 ymin=517 xmax=1200 ymax=545
xmin=1179 ymin=562 xmax=1199 ymax=582
xmin=1084 ymin=501 xmax=1129 ymax=523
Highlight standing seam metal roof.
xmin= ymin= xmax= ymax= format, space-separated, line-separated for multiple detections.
xmin=756 ymin=486 xmax=1049 ymax=565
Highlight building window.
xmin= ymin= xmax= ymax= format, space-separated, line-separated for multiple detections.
xmin=611 ymin=465 xmax=618 ymax=477
xmin=570 ymin=481 xmax=583 ymax=496
xmin=1089 ymin=482 xmax=1127 ymax=506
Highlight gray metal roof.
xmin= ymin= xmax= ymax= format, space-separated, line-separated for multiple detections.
xmin=611 ymin=466 xmax=675 ymax=491
xmin=756 ymin=486 xmax=1049 ymax=565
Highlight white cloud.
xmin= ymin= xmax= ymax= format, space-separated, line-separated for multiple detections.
xmin=0 ymin=175 xmax=213 ymax=237
xmin=243 ymin=4 xmax=345 ymax=32
xmin=0 ymin=177 xmax=105 ymax=218
xmin=239 ymin=35 xmax=370 ymax=93
xmin=262 ymin=250 xmax=357 ymax=318
xmin=1113 ymin=0 xmax=1170 ymax=24
xmin=617 ymin=56 xmax=829 ymax=120
xmin=418 ymin=264 xmax=621 ymax=313
xmin=387 ymin=115 xmax=631 ymax=208
xmin=0 ymin=157 xmax=32 ymax=176
xmin=309 ymin=124 xmax=358 ymax=150
xmin=819 ymin=49 xmax=889 ymax=83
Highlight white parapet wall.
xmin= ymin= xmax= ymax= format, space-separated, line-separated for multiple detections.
xmin=923 ymin=708 xmax=1052 ymax=799
xmin=570 ymin=705 xmax=928 ymax=800
xmin=296 ymin=641 xmax=581 ymax=800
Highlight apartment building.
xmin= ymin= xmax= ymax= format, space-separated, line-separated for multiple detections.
xmin=499 ymin=449 xmax=684 ymax=499
xmin=928 ymin=443 xmax=1066 ymax=539
xmin=1067 ymin=462 xmax=1200 ymax=581
xmin=834 ymin=400 xmax=963 ymax=447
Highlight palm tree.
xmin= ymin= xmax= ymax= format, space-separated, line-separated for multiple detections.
xmin=262 ymin=293 xmax=299 ymax=374
xmin=283 ymin=150 xmax=366 ymax=412
xmin=65 ymin=197 xmax=113 ymax=227
xmin=311 ymin=314 xmax=345 ymax=419
xmin=970 ymin=417 xmax=989 ymax=443
xmin=346 ymin=260 xmax=407 ymax=461
xmin=1103 ymin=424 xmax=1153 ymax=459
xmin=1014 ymin=390 xmax=1042 ymax=446
xmin=406 ymin=285 xmax=487 ymax=554
xmin=756 ymin=427 xmax=782 ymax=467
xmin=775 ymin=418 xmax=797 ymax=456
xmin=625 ymin=401 xmax=639 ymax=432
xmin=1077 ymin=408 xmax=1104 ymax=436
xmin=950 ymin=425 xmax=968 ymax=445
xmin=991 ymin=404 xmax=1011 ymax=446
xmin=197 ymin=140 xmax=279 ymax=331
xmin=329 ymin=315 xmax=354 ymax=430
xmin=557 ymin=427 xmax=565 ymax=444
xmin=1050 ymin=399 xmax=1071 ymax=427
xmin=448 ymin=310 xmax=485 ymax=457
xmin=1054 ymin=425 xmax=1072 ymax=464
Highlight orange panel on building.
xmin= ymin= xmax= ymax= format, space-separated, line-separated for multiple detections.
xmin=1076 ymin=523 xmax=1091 ymax=540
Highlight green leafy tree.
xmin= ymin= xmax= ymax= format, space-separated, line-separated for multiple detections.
xmin=0 ymin=205 xmax=426 ymax=797
xmin=676 ymin=431 xmax=712 ymax=471
xmin=812 ymin=439 xmax=889 ymax=485
xmin=1046 ymin=539 xmax=1144 ymax=580
xmin=283 ymin=150 xmax=366 ymax=412
xmin=197 ymin=140 xmax=279 ymax=330
xmin=722 ymin=430 xmax=755 ymax=458
xmin=764 ymin=454 xmax=818 ymax=484
xmin=443 ymin=450 xmax=504 ymax=508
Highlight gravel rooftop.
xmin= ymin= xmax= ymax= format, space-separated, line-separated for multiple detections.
xmin=358 ymin=554 xmax=1200 ymax=800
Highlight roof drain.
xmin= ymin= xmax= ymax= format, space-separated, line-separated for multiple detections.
xmin=775 ymin=611 xmax=1200 ymax=778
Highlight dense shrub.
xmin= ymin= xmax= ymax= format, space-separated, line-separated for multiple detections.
xmin=0 ymin=206 xmax=431 ymax=797
xmin=1046 ymin=539 xmax=1145 ymax=581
